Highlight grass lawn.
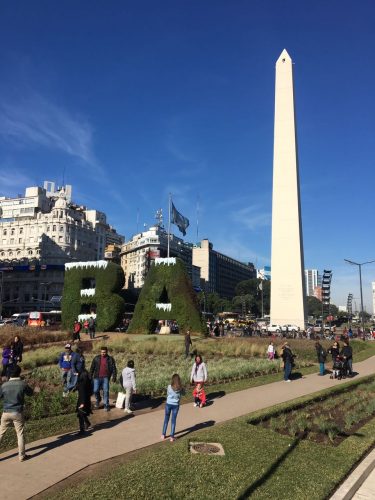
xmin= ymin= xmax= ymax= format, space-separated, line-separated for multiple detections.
xmin=44 ymin=379 xmax=375 ymax=500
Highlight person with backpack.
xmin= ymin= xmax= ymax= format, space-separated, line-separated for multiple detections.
xmin=73 ymin=320 xmax=82 ymax=343
xmin=315 ymin=341 xmax=327 ymax=376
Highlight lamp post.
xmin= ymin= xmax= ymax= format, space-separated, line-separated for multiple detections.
xmin=40 ymin=282 xmax=52 ymax=312
xmin=344 ymin=259 xmax=375 ymax=337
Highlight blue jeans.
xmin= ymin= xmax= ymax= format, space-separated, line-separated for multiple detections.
xmin=319 ymin=362 xmax=325 ymax=375
xmin=284 ymin=361 xmax=291 ymax=381
xmin=61 ymin=369 xmax=72 ymax=392
xmin=93 ymin=377 xmax=109 ymax=407
xmin=162 ymin=403 xmax=179 ymax=437
xmin=67 ymin=372 xmax=78 ymax=392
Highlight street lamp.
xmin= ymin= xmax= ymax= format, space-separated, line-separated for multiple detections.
xmin=344 ymin=259 xmax=375 ymax=336
xmin=40 ymin=282 xmax=52 ymax=312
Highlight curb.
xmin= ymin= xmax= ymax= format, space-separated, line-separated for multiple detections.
xmin=330 ymin=448 xmax=375 ymax=499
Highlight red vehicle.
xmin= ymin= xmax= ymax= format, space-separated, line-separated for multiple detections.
xmin=28 ymin=311 xmax=62 ymax=327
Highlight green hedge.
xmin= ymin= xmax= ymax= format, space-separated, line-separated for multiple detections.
xmin=62 ymin=262 xmax=125 ymax=331
xmin=128 ymin=259 xmax=205 ymax=335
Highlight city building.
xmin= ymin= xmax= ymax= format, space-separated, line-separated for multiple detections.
xmin=120 ymin=225 xmax=194 ymax=289
xmin=305 ymin=269 xmax=321 ymax=297
xmin=0 ymin=181 xmax=124 ymax=315
xmin=192 ymin=239 xmax=256 ymax=300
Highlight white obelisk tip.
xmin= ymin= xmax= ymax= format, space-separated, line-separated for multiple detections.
xmin=276 ymin=49 xmax=292 ymax=65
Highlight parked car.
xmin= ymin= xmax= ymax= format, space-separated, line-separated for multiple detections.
xmin=281 ymin=324 xmax=300 ymax=333
xmin=267 ymin=324 xmax=282 ymax=333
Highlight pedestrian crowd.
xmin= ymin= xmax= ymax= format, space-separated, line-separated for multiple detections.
xmin=0 ymin=327 xmax=357 ymax=462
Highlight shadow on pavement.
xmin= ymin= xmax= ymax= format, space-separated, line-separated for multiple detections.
xmin=175 ymin=420 xmax=216 ymax=438
xmin=206 ymin=390 xmax=226 ymax=400
xmin=290 ymin=372 xmax=303 ymax=380
xmin=237 ymin=435 xmax=303 ymax=499
xmin=0 ymin=415 xmax=133 ymax=461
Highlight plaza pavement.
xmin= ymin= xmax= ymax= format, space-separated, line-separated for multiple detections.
xmin=1 ymin=356 xmax=375 ymax=499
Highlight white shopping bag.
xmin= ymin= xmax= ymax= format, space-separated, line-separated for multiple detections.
xmin=115 ymin=391 xmax=126 ymax=409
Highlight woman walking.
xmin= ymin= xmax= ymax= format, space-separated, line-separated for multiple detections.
xmin=76 ymin=369 xmax=93 ymax=435
xmin=161 ymin=374 xmax=184 ymax=442
xmin=121 ymin=360 xmax=136 ymax=414
xmin=190 ymin=355 xmax=208 ymax=386
xmin=12 ymin=336 xmax=24 ymax=364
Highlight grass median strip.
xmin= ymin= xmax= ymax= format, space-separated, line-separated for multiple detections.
xmin=43 ymin=378 xmax=375 ymax=500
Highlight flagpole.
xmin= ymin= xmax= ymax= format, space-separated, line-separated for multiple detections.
xmin=196 ymin=195 xmax=199 ymax=244
xmin=167 ymin=193 xmax=171 ymax=258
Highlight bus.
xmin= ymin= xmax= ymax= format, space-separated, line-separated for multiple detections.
xmin=28 ymin=311 xmax=62 ymax=327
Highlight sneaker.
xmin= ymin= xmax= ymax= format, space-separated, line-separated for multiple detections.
xmin=284 ymin=380 xmax=291 ymax=383
xmin=19 ymin=454 xmax=30 ymax=462
xmin=62 ymin=391 xmax=68 ymax=398
xmin=104 ymin=406 xmax=110 ymax=412
xmin=170 ymin=437 xmax=176 ymax=442
xmin=124 ymin=408 xmax=133 ymax=414
xmin=194 ymin=403 xmax=198 ymax=407
xmin=161 ymin=435 xmax=166 ymax=440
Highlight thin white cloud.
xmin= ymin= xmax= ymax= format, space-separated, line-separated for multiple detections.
xmin=0 ymin=166 xmax=33 ymax=195
xmin=0 ymin=92 xmax=97 ymax=167
xmin=231 ymin=204 xmax=271 ymax=230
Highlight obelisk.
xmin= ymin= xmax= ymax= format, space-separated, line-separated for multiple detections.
xmin=270 ymin=49 xmax=306 ymax=330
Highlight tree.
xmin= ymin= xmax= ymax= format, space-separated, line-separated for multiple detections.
xmin=234 ymin=278 xmax=270 ymax=317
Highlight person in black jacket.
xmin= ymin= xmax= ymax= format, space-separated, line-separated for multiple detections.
xmin=315 ymin=341 xmax=327 ymax=376
xmin=341 ymin=340 xmax=353 ymax=377
xmin=281 ymin=342 xmax=294 ymax=382
xmin=12 ymin=336 xmax=24 ymax=363
xmin=76 ymin=369 xmax=93 ymax=434
xmin=89 ymin=347 xmax=117 ymax=411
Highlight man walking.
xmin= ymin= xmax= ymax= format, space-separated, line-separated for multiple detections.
xmin=0 ymin=365 xmax=34 ymax=461
xmin=90 ymin=347 xmax=117 ymax=411
xmin=88 ymin=316 xmax=96 ymax=339
xmin=59 ymin=343 xmax=73 ymax=396
xmin=184 ymin=328 xmax=193 ymax=358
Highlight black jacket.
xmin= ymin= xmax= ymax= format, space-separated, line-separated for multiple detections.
xmin=316 ymin=344 xmax=327 ymax=363
xmin=76 ymin=371 xmax=93 ymax=415
xmin=282 ymin=347 xmax=294 ymax=363
xmin=328 ymin=346 xmax=340 ymax=360
xmin=13 ymin=341 xmax=24 ymax=362
xmin=90 ymin=355 xmax=117 ymax=381
xmin=341 ymin=345 xmax=353 ymax=360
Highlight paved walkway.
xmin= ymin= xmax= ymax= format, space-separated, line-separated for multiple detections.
xmin=1 ymin=357 xmax=375 ymax=499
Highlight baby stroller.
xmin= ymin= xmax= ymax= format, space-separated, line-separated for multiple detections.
xmin=330 ymin=356 xmax=344 ymax=380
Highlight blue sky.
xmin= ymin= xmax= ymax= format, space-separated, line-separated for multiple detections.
xmin=0 ymin=1 xmax=374 ymax=310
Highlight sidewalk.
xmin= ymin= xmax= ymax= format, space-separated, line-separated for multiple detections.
xmin=1 ymin=356 xmax=375 ymax=499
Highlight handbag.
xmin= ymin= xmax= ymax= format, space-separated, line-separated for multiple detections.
xmin=115 ymin=391 xmax=126 ymax=409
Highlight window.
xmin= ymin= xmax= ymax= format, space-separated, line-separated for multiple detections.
xmin=3 ymin=229 xmax=6 ymax=235
xmin=28 ymin=249 xmax=33 ymax=255
xmin=9 ymin=251 xmax=13 ymax=257
xmin=58 ymin=236 xmax=63 ymax=242
xmin=59 ymin=226 xmax=63 ymax=232
xmin=18 ymin=238 xmax=22 ymax=244
xmin=47 ymin=226 xmax=50 ymax=232
xmin=10 ymin=238 xmax=14 ymax=244
xmin=20 ymin=227 xmax=23 ymax=234
xmin=53 ymin=225 xmax=56 ymax=232
xmin=11 ymin=228 xmax=15 ymax=235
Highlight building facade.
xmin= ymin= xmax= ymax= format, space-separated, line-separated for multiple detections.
xmin=192 ymin=239 xmax=256 ymax=300
xmin=0 ymin=181 xmax=124 ymax=315
xmin=305 ymin=269 xmax=321 ymax=297
xmin=120 ymin=226 xmax=194 ymax=289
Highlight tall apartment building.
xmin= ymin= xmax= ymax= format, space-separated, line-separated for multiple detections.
xmin=304 ymin=269 xmax=321 ymax=297
xmin=192 ymin=239 xmax=256 ymax=300
xmin=0 ymin=181 xmax=124 ymax=315
xmin=120 ymin=225 xmax=195 ymax=289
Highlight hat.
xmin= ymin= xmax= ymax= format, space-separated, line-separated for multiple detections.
xmin=65 ymin=343 xmax=72 ymax=349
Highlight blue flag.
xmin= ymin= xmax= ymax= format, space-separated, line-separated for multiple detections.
xmin=171 ymin=202 xmax=189 ymax=236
